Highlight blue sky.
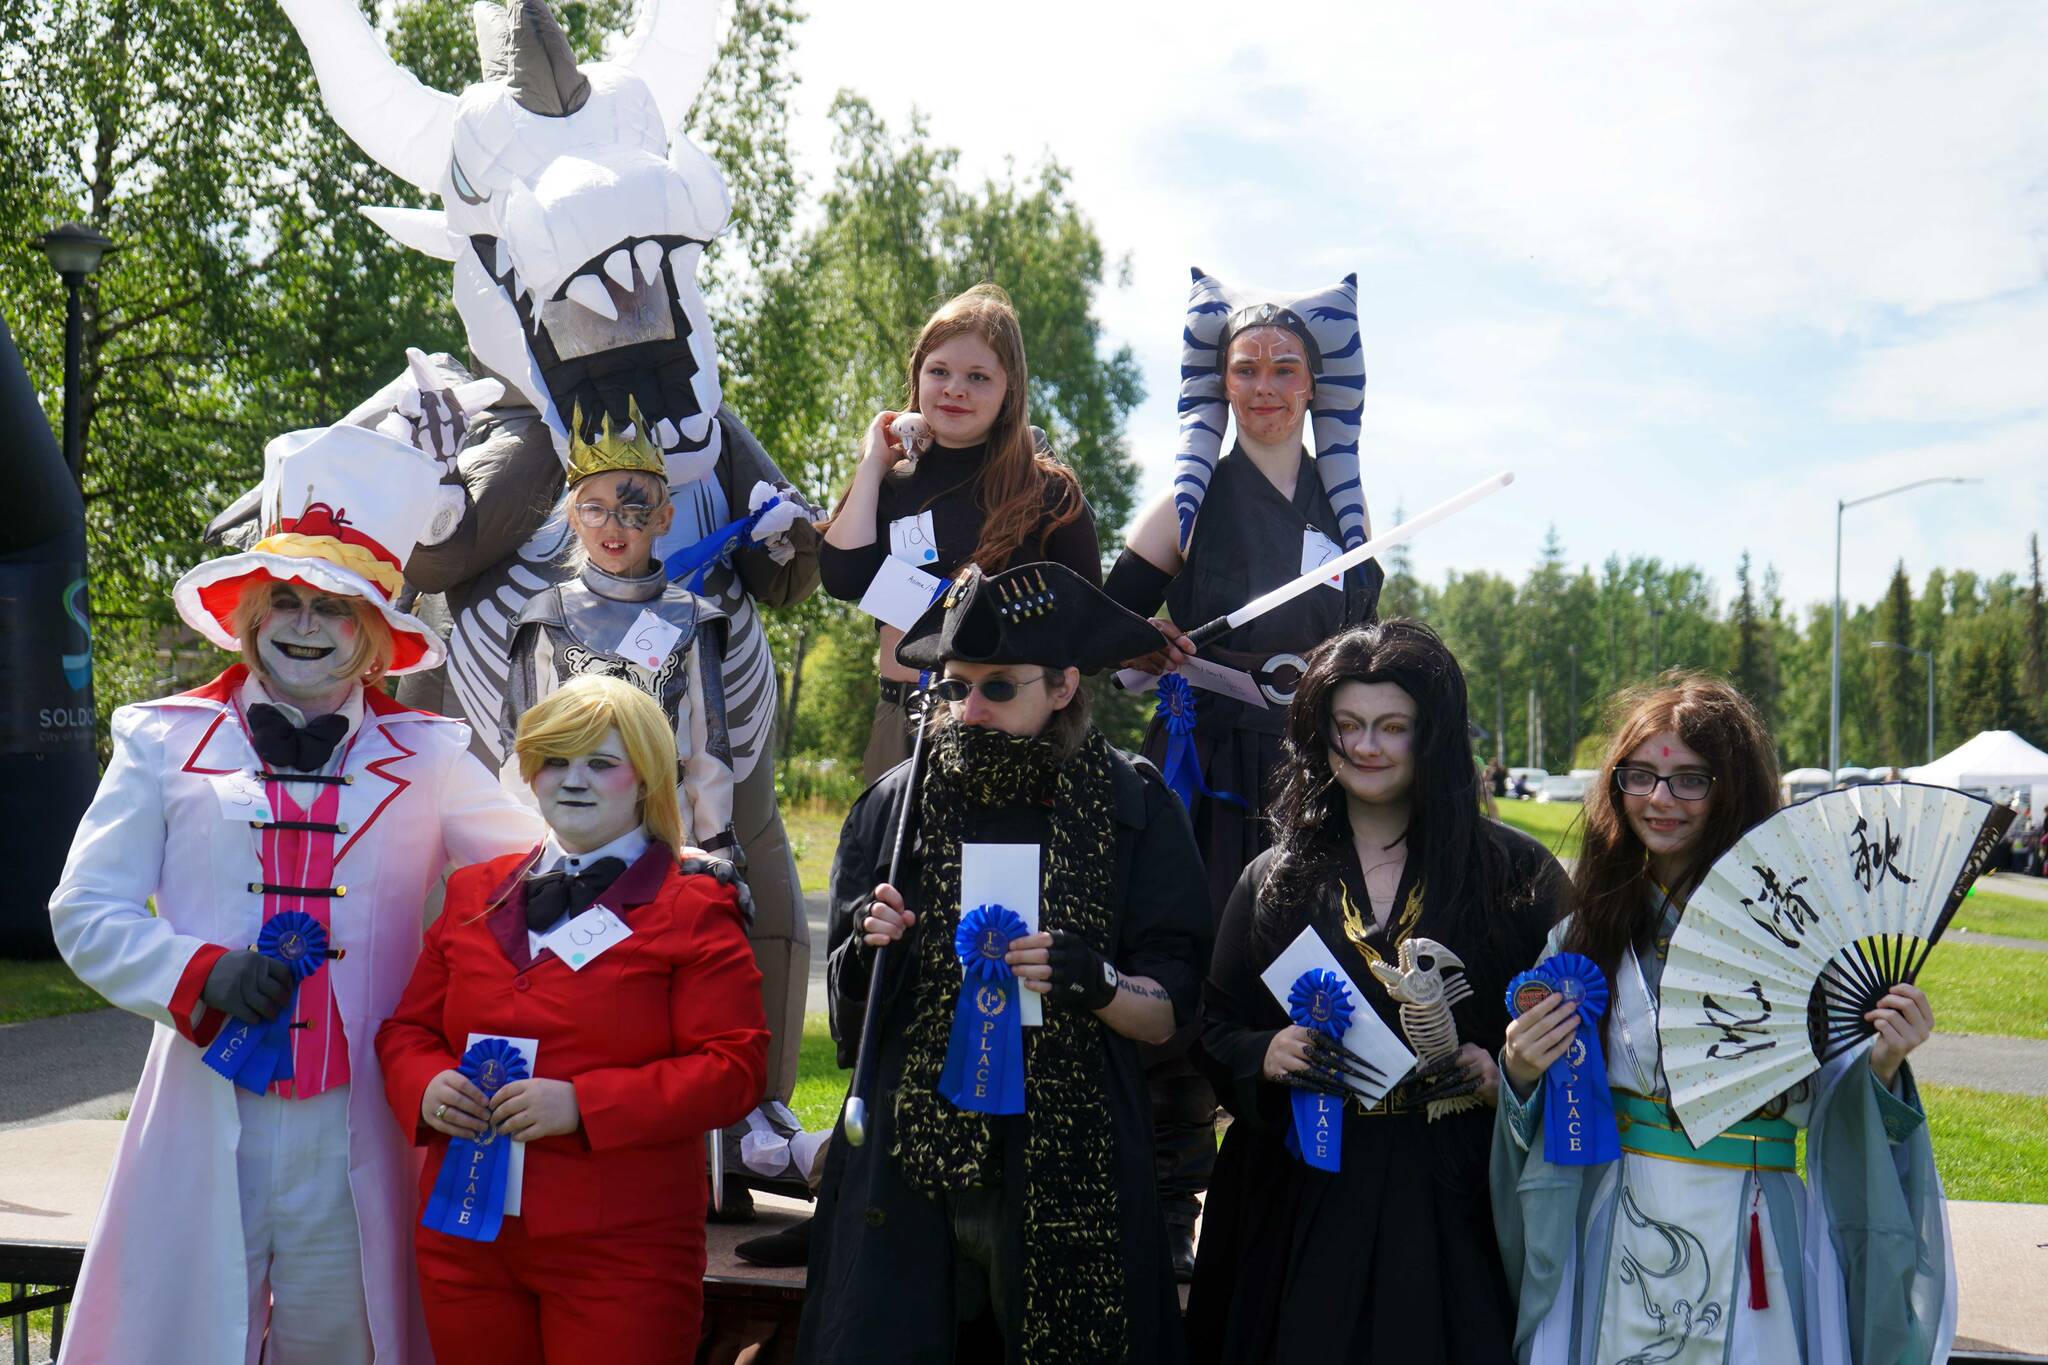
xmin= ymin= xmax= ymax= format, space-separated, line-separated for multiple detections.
xmin=777 ymin=1 xmax=2047 ymax=613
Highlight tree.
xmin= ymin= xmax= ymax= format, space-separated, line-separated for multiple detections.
xmin=1727 ymin=551 xmax=1779 ymax=725
xmin=1872 ymin=562 xmax=1918 ymax=765
xmin=2027 ymin=533 xmax=2047 ymax=743
xmin=1374 ymin=503 xmax=1435 ymax=621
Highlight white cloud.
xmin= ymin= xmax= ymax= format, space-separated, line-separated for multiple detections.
xmin=1831 ymin=291 xmax=2048 ymax=423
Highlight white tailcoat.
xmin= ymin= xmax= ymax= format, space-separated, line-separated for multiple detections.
xmin=48 ymin=666 xmax=543 ymax=1365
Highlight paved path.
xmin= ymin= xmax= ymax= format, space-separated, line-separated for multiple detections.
xmin=0 ymin=898 xmax=835 ymax=1134
xmin=1913 ymin=1033 xmax=2048 ymax=1097
xmin=1949 ymin=927 xmax=2048 ymax=953
xmin=0 ymin=1008 xmax=150 ymax=1131
xmin=1982 ymin=871 xmax=2048 ymax=904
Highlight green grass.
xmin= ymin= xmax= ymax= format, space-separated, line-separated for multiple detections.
xmin=1951 ymin=888 xmax=2048 ymax=943
xmin=785 ymin=799 xmax=851 ymax=896
xmin=1922 ymin=1085 xmax=2048 ymax=1203
xmin=1916 ymin=942 xmax=2048 ymax=1039
xmin=790 ymin=1012 xmax=849 ymax=1133
xmin=0 ymin=958 xmax=106 ymax=1024
xmin=1491 ymin=798 xmax=1587 ymax=862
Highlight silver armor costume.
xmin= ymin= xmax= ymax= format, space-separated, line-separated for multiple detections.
xmin=504 ymin=560 xmax=737 ymax=856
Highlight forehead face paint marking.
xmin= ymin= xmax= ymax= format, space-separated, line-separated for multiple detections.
xmin=1662 ymin=745 xmax=1671 ymax=758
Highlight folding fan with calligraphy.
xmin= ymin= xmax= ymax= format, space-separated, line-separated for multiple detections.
xmin=1658 ymin=783 xmax=2011 ymax=1145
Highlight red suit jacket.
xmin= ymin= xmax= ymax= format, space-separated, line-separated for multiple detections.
xmin=377 ymin=842 xmax=767 ymax=1240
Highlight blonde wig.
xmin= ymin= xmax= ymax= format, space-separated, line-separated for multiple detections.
xmin=514 ymin=674 xmax=684 ymax=853
xmin=232 ymin=577 xmax=396 ymax=688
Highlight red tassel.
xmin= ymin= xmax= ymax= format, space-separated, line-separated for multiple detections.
xmin=1747 ymin=1208 xmax=1770 ymax=1310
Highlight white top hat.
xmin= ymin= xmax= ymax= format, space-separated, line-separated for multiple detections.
xmin=173 ymin=426 xmax=453 ymax=674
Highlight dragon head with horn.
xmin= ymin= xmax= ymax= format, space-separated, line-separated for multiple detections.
xmin=281 ymin=0 xmax=730 ymax=482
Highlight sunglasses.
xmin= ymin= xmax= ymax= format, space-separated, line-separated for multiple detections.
xmin=1614 ymin=766 xmax=1715 ymax=801
xmin=931 ymin=675 xmax=1048 ymax=704
xmin=573 ymin=501 xmax=658 ymax=532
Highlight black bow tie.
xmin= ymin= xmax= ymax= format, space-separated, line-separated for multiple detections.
xmin=524 ymin=857 xmax=627 ymax=935
xmin=248 ymin=703 xmax=350 ymax=772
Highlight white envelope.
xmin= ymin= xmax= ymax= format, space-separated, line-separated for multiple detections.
xmin=1258 ymin=928 xmax=1415 ymax=1105
xmin=465 ymin=1032 xmax=540 ymax=1215
xmin=961 ymin=843 xmax=1043 ymax=1028
xmin=860 ymin=558 xmax=944 ymax=632
xmin=1114 ymin=655 xmax=1269 ymax=710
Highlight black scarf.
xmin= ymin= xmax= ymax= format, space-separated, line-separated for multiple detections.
xmin=893 ymin=722 xmax=1126 ymax=1365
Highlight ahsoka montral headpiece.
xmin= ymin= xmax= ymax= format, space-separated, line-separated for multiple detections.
xmin=1173 ymin=268 xmax=1369 ymax=552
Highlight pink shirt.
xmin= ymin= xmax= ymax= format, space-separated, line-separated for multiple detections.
xmin=235 ymin=679 xmax=361 ymax=1100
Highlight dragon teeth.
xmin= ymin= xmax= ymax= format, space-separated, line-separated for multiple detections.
xmin=565 ymin=275 xmax=617 ymax=321
xmin=633 ymin=240 xmax=664 ymax=284
xmin=603 ymin=248 xmax=634 ymax=290
xmin=656 ymin=418 xmax=680 ymax=448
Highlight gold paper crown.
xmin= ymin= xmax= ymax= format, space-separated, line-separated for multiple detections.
xmin=566 ymin=398 xmax=667 ymax=486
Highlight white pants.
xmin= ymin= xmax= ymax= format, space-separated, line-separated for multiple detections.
xmin=235 ymin=1083 xmax=372 ymax=1365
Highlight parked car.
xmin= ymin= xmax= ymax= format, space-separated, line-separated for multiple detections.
xmin=1834 ymin=766 xmax=1875 ymax=788
xmin=1506 ymin=767 xmax=1549 ymax=800
xmin=1536 ymin=773 xmax=1588 ymax=803
xmin=1781 ymin=767 xmax=1832 ymax=805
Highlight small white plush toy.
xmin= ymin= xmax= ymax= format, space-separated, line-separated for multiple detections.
xmin=889 ymin=412 xmax=933 ymax=470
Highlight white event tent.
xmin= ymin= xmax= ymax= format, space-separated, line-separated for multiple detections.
xmin=1906 ymin=730 xmax=2048 ymax=792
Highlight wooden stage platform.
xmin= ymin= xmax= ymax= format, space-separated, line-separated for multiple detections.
xmin=5 ymin=1120 xmax=2045 ymax=1363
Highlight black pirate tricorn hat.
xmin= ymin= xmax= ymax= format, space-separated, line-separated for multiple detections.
xmin=895 ymin=561 xmax=1163 ymax=673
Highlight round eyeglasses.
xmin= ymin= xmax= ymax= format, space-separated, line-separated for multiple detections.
xmin=1614 ymin=766 xmax=1714 ymax=801
xmin=931 ymin=675 xmax=1047 ymax=705
xmin=573 ymin=501 xmax=657 ymax=532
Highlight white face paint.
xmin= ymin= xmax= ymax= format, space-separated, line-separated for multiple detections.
xmin=530 ymin=727 xmax=644 ymax=854
xmin=254 ymin=583 xmax=362 ymax=708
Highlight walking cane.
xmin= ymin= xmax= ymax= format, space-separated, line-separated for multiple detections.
xmin=841 ymin=687 xmax=936 ymax=1147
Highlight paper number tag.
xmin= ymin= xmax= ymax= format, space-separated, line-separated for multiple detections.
xmin=1302 ymin=527 xmax=1343 ymax=591
xmin=888 ymin=512 xmax=940 ymax=566
xmin=209 ymin=771 xmax=268 ymax=823
xmin=538 ymin=905 xmax=633 ymax=972
xmin=617 ymin=609 xmax=682 ymax=672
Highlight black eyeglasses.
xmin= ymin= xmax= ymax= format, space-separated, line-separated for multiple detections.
xmin=1614 ymin=766 xmax=1715 ymax=801
xmin=573 ymin=500 xmax=658 ymax=531
xmin=932 ymin=675 xmax=1047 ymax=704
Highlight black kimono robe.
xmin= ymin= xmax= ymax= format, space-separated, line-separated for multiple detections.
xmin=1186 ymin=823 xmax=1562 ymax=1364
xmin=796 ymin=740 xmax=1212 ymax=1365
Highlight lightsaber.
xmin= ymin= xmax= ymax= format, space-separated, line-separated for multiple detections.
xmin=708 ymin=1130 xmax=724 ymax=1213
xmin=1182 ymin=470 xmax=1516 ymax=648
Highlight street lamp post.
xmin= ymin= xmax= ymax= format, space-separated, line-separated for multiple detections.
xmin=1870 ymin=641 xmax=1935 ymax=766
xmin=33 ymin=223 xmax=116 ymax=484
xmin=1830 ymin=478 xmax=1977 ymax=779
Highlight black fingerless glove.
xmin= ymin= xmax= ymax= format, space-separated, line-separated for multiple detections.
xmin=1045 ymin=929 xmax=1118 ymax=1011
xmin=200 ymin=949 xmax=293 ymax=1025
xmin=681 ymin=855 xmax=754 ymax=923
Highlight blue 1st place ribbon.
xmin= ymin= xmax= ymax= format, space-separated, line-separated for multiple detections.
xmin=202 ymin=911 xmax=328 ymax=1094
xmin=1506 ymin=953 xmax=1620 ymax=1166
xmin=1154 ymin=674 xmax=1246 ymax=813
xmin=1283 ymin=968 xmax=1354 ymax=1172
xmin=420 ymin=1038 xmax=531 ymax=1242
xmin=937 ymin=904 xmax=1029 ymax=1115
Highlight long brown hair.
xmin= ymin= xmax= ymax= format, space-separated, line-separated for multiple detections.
xmin=906 ymin=284 xmax=1084 ymax=569
xmin=1564 ymin=673 xmax=1780 ymax=984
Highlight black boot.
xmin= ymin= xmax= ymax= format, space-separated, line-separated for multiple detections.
xmin=1167 ymin=1221 xmax=1197 ymax=1284
xmin=735 ymin=1214 xmax=813 ymax=1268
